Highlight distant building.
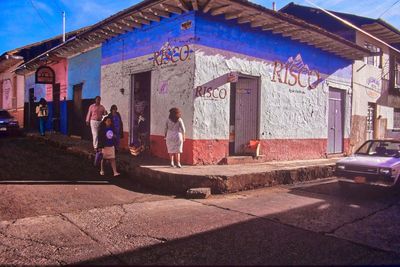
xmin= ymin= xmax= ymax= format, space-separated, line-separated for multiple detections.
xmin=281 ymin=2 xmax=400 ymax=152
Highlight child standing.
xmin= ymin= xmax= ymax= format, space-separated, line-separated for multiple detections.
xmin=98 ymin=117 xmax=120 ymax=177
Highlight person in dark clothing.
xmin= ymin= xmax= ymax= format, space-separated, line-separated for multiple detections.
xmin=107 ymin=105 xmax=124 ymax=150
xmin=35 ymin=98 xmax=48 ymax=136
xmin=98 ymin=116 xmax=120 ymax=177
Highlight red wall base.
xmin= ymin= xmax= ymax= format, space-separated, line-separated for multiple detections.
xmin=150 ymin=135 xmax=194 ymax=165
xmin=146 ymin=136 xmax=350 ymax=165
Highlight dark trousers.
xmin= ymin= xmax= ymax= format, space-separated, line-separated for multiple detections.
xmin=39 ymin=117 xmax=46 ymax=136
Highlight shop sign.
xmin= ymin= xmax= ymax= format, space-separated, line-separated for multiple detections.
xmin=366 ymin=77 xmax=381 ymax=91
xmin=271 ymin=54 xmax=322 ymax=90
xmin=152 ymin=44 xmax=193 ymax=66
xmin=35 ymin=66 xmax=55 ymax=84
xmin=195 ymin=86 xmax=227 ymax=100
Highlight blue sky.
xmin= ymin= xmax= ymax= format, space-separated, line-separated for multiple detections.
xmin=1 ymin=0 xmax=399 ymax=55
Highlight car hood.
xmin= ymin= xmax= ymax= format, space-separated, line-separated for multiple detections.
xmin=337 ymin=155 xmax=400 ymax=168
xmin=0 ymin=117 xmax=13 ymax=123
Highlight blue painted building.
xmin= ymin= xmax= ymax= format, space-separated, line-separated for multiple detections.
xmin=67 ymin=47 xmax=102 ymax=139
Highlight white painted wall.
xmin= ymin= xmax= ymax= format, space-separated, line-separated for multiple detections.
xmin=193 ymin=45 xmax=352 ymax=141
xmin=101 ymin=50 xmax=195 ymax=139
xmin=353 ymin=31 xmax=394 ymax=129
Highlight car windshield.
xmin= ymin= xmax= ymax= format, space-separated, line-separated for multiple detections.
xmin=0 ymin=111 xmax=11 ymax=118
xmin=355 ymin=140 xmax=400 ymax=157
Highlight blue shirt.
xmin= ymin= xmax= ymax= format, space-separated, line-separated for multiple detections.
xmin=104 ymin=127 xmax=115 ymax=147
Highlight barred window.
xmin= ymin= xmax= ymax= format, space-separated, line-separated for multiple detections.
xmin=395 ymin=62 xmax=400 ymax=88
xmin=394 ymin=108 xmax=400 ymax=129
xmin=364 ymin=42 xmax=382 ymax=68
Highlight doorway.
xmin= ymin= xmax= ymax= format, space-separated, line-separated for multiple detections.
xmin=229 ymin=76 xmax=259 ymax=155
xmin=52 ymin=83 xmax=61 ymax=132
xmin=70 ymin=83 xmax=83 ymax=137
xmin=28 ymin=88 xmax=35 ymax=130
xmin=130 ymin=71 xmax=151 ymax=149
xmin=327 ymin=88 xmax=344 ymax=154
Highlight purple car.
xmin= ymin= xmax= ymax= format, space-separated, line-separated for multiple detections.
xmin=335 ymin=140 xmax=400 ymax=187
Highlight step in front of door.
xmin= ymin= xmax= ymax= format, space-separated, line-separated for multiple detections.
xmin=222 ymin=155 xmax=266 ymax=165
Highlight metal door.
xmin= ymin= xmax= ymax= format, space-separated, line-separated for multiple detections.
xmin=234 ymin=77 xmax=258 ymax=154
xmin=71 ymin=84 xmax=83 ymax=136
xmin=52 ymin=83 xmax=61 ymax=131
xmin=328 ymin=88 xmax=344 ymax=154
xmin=28 ymin=88 xmax=35 ymax=130
xmin=367 ymin=103 xmax=376 ymax=140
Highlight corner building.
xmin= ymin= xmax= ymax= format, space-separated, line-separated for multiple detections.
xmin=99 ymin=0 xmax=369 ymax=165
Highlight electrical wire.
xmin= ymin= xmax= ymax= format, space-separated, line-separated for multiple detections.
xmin=378 ymin=0 xmax=400 ymax=18
xmin=28 ymin=0 xmax=55 ymax=34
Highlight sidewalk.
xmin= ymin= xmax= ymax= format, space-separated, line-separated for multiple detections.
xmin=26 ymin=133 xmax=339 ymax=195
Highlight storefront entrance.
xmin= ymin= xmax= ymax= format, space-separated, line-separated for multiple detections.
xmin=130 ymin=71 xmax=151 ymax=150
xmin=229 ymin=76 xmax=259 ymax=155
xmin=327 ymin=88 xmax=344 ymax=154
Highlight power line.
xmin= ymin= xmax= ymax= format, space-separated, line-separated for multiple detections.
xmin=378 ymin=0 xmax=400 ymax=18
xmin=28 ymin=0 xmax=55 ymax=34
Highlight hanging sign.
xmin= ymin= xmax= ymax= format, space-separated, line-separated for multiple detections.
xmin=35 ymin=66 xmax=55 ymax=84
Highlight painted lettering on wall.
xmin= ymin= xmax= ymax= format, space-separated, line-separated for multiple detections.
xmin=150 ymin=43 xmax=194 ymax=66
xmin=195 ymin=86 xmax=227 ymax=100
xmin=271 ymin=54 xmax=322 ymax=90
xmin=2 ymin=79 xmax=12 ymax=109
xmin=366 ymin=77 xmax=381 ymax=91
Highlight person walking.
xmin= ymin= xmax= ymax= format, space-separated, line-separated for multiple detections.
xmin=98 ymin=116 xmax=120 ymax=177
xmin=107 ymin=105 xmax=123 ymax=150
xmin=35 ymin=98 xmax=48 ymax=136
xmin=86 ymin=96 xmax=107 ymax=151
xmin=165 ymin=107 xmax=186 ymax=168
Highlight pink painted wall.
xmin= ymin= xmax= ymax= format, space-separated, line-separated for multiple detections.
xmin=45 ymin=59 xmax=68 ymax=101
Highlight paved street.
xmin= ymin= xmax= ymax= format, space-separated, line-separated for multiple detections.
xmin=1 ymin=137 xmax=400 ymax=265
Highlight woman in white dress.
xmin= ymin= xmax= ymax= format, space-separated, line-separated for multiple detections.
xmin=165 ymin=108 xmax=186 ymax=168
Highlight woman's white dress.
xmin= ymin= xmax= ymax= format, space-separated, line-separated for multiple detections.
xmin=165 ymin=118 xmax=185 ymax=153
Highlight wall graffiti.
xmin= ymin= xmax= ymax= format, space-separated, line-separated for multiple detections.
xmin=271 ymin=54 xmax=322 ymax=90
xmin=2 ymin=79 xmax=12 ymax=109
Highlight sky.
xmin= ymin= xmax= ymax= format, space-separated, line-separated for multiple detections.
xmin=1 ymin=0 xmax=400 ymax=55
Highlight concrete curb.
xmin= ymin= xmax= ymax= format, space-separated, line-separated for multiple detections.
xmin=26 ymin=134 xmax=336 ymax=195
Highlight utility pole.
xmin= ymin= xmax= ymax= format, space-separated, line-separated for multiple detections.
xmin=62 ymin=11 xmax=66 ymax=42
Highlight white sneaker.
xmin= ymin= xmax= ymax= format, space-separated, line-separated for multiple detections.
xmin=100 ymin=171 xmax=105 ymax=176
xmin=177 ymin=163 xmax=182 ymax=168
xmin=170 ymin=163 xmax=176 ymax=168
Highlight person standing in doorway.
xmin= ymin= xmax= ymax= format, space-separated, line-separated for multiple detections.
xmin=165 ymin=107 xmax=186 ymax=168
xmin=36 ymin=98 xmax=48 ymax=136
xmin=98 ymin=116 xmax=120 ymax=177
xmin=86 ymin=96 xmax=107 ymax=151
xmin=107 ymin=105 xmax=123 ymax=151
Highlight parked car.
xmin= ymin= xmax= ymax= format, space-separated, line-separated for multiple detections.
xmin=0 ymin=110 xmax=21 ymax=136
xmin=335 ymin=140 xmax=400 ymax=187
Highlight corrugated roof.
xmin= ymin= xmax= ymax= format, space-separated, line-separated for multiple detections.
xmin=17 ymin=0 xmax=371 ymax=72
